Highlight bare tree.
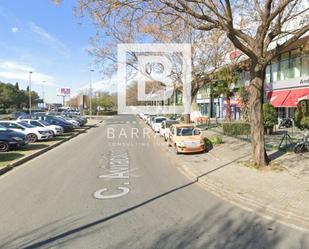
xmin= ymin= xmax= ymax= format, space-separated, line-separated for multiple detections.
xmin=74 ymin=2 xmax=232 ymax=122
xmin=72 ymin=0 xmax=309 ymax=166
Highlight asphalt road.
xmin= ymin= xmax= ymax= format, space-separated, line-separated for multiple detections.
xmin=0 ymin=115 xmax=308 ymax=249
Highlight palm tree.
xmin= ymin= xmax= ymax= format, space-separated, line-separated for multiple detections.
xmin=213 ymin=66 xmax=239 ymax=122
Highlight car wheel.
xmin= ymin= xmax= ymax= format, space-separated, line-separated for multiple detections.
xmin=27 ymin=133 xmax=38 ymax=143
xmin=0 ymin=141 xmax=9 ymax=152
xmin=167 ymin=139 xmax=172 ymax=147
xmin=294 ymin=144 xmax=306 ymax=154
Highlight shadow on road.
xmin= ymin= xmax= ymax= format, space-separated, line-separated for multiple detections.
xmin=1 ymin=154 xmax=307 ymax=249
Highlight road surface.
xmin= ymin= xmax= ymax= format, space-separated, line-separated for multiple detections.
xmin=0 ymin=115 xmax=308 ymax=249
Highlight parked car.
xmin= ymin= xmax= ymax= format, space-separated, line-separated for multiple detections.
xmin=9 ymin=111 xmax=26 ymax=120
xmin=30 ymin=115 xmax=74 ymax=132
xmin=168 ymin=124 xmax=205 ymax=154
xmin=56 ymin=116 xmax=80 ymax=128
xmin=0 ymin=121 xmax=53 ymax=143
xmin=151 ymin=116 xmax=167 ymax=132
xmin=0 ymin=125 xmax=28 ymax=152
xmin=63 ymin=113 xmax=87 ymax=126
xmin=18 ymin=119 xmax=64 ymax=136
xmin=160 ymin=119 xmax=179 ymax=141
xmin=146 ymin=115 xmax=156 ymax=125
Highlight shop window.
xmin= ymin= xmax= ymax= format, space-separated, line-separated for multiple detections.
xmin=301 ymin=51 xmax=309 ymax=77
xmin=290 ymin=49 xmax=301 ymax=78
xmin=278 ymin=52 xmax=289 ymax=80
xmin=271 ymin=60 xmax=279 ymax=82
xmin=277 ymin=107 xmax=286 ymax=119
xmin=265 ymin=64 xmax=271 ymax=84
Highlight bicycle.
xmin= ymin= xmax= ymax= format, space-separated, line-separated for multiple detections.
xmin=294 ymin=129 xmax=309 ymax=154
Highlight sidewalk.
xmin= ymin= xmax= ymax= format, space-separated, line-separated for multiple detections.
xmin=166 ymin=129 xmax=309 ymax=230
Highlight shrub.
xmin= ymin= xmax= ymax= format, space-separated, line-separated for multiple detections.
xmin=263 ymin=103 xmax=277 ymax=128
xmin=300 ymin=116 xmax=309 ymax=129
xmin=222 ymin=122 xmax=251 ymax=136
xmin=210 ymin=135 xmax=223 ymax=145
xmin=295 ymin=100 xmax=309 ymax=129
xmin=97 ymin=110 xmax=117 ymax=115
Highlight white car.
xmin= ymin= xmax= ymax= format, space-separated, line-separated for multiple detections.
xmin=152 ymin=116 xmax=167 ymax=133
xmin=0 ymin=121 xmax=53 ymax=142
xmin=160 ymin=119 xmax=179 ymax=141
xmin=18 ymin=119 xmax=64 ymax=136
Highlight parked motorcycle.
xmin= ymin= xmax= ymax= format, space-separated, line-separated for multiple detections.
xmin=278 ymin=118 xmax=293 ymax=129
xmin=294 ymin=130 xmax=309 ymax=154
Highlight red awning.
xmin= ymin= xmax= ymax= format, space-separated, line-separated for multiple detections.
xmin=267 ymin=90 xmax=290 ymax=107
xmin=267 ymin=88 xmax=309 ymax=107
xmin=283 ymin=88 xmax=309 ymax=107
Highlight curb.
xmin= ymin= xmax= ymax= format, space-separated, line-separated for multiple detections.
xmin=0 ymin=120 xmax=103 ymax=176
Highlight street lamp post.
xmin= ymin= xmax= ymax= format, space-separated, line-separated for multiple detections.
xmin=89 ymin=69 xmax=94 ymax=118
xmin=41 ymin=81 xmax=46 ymax=104
xmin=29 ymin=71 xmax=33 ymax=115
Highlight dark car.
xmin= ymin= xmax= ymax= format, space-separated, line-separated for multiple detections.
xmin=62 ymin=113 xmax=87 ymax=126
xmin=47 ymin=112 xmax=87 ymax=126
xmin=31 ymin=115 xmax=74 ymax=132
xmin=0 ymin=125 xmax=28 ymax=152
xmin=10 ymin=111 xmax=26 ymax=120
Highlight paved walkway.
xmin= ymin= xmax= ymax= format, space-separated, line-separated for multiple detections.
xmin=166 ymin=130 xmax=309 ymax=230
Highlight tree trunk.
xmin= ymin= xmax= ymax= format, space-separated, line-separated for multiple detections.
xmin=249 ymin=65 xmax=269 ymax=167
xmin=226 ymin=95 xmax=232 ymax=122
xmin=184 ymin=113 xmax=190 ymax=124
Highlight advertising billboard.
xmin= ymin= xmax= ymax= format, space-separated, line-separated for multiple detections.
xmin=57 ymin=88 xmax=71 ymax=96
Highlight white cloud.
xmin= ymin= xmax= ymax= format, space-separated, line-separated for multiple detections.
xmin=0 ymin=60 xmax=56 ymax=86
xmin=29 ymin=22 xmax=66 ymax=49
xmin=11 ymin=27 xmax=19 ymax=33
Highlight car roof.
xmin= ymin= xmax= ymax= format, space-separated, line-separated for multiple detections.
xmin=165 ymin=119 xmax=179 ymax=122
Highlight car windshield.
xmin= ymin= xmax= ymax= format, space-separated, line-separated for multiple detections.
xmin=177 ymin=127 xmax=200 ymax=136
xmin=40 ymin=120 xmax=50 ymax=126
xmin=18 ymin=122 xmax=35 ymax=128
xmin=0 ymin=124 xmax=8 ymax=131
xmin=155 ymin=118 xmax=166 ymax=123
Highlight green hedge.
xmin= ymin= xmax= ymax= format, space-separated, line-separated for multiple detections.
xmin=97 ymin=110 xmax=117 ymax=115
xmin=300 ymin=116 xmax=309 ymax=129
xmin=222 ymin=122 xmax=251 ymax=136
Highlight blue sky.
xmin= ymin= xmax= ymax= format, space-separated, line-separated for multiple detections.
xmin=0 ymin=0 xmax=110 ymax=103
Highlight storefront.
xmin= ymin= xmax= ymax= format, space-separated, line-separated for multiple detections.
xmin=223 ymin=94 xmax=242 ymax=120
xmin=196 ymin=97 xmax=223 ymax=118
xmin=265 ymin=46 xmax=309 ymax=119
xmin=267 ymin=87 xmax=309 ymax=118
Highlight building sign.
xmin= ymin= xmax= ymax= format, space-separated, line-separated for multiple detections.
xmin=57 ymin=88 xmax=71 ymax=96
xmin=271 ymin=76 xmax=309 ymax=90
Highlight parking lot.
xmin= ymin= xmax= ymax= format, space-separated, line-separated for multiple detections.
xmin=0 ymin=110 xmax=101 ymax=173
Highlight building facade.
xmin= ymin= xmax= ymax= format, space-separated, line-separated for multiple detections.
xmin=265 ymin=37 xmax=309 ymax=119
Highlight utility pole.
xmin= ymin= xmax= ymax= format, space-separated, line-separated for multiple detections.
xmin=29 ymin=71 xmax=33 ymax=115
xmin=89 ymin=69 xmax=94 ymax=118
xmin=41 ymin=81 xmax=46 ymax=104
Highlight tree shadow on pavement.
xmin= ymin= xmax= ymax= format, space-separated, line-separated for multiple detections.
xmin=2 ymin=202 xmax=307 ymax=249
xmin=111 ymin=207 xmax=305 ymax=249
xmin=1 ymin=159 xmax=308 ymax=249
xmin=268 ymin=150 xmax=287 ymax=161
